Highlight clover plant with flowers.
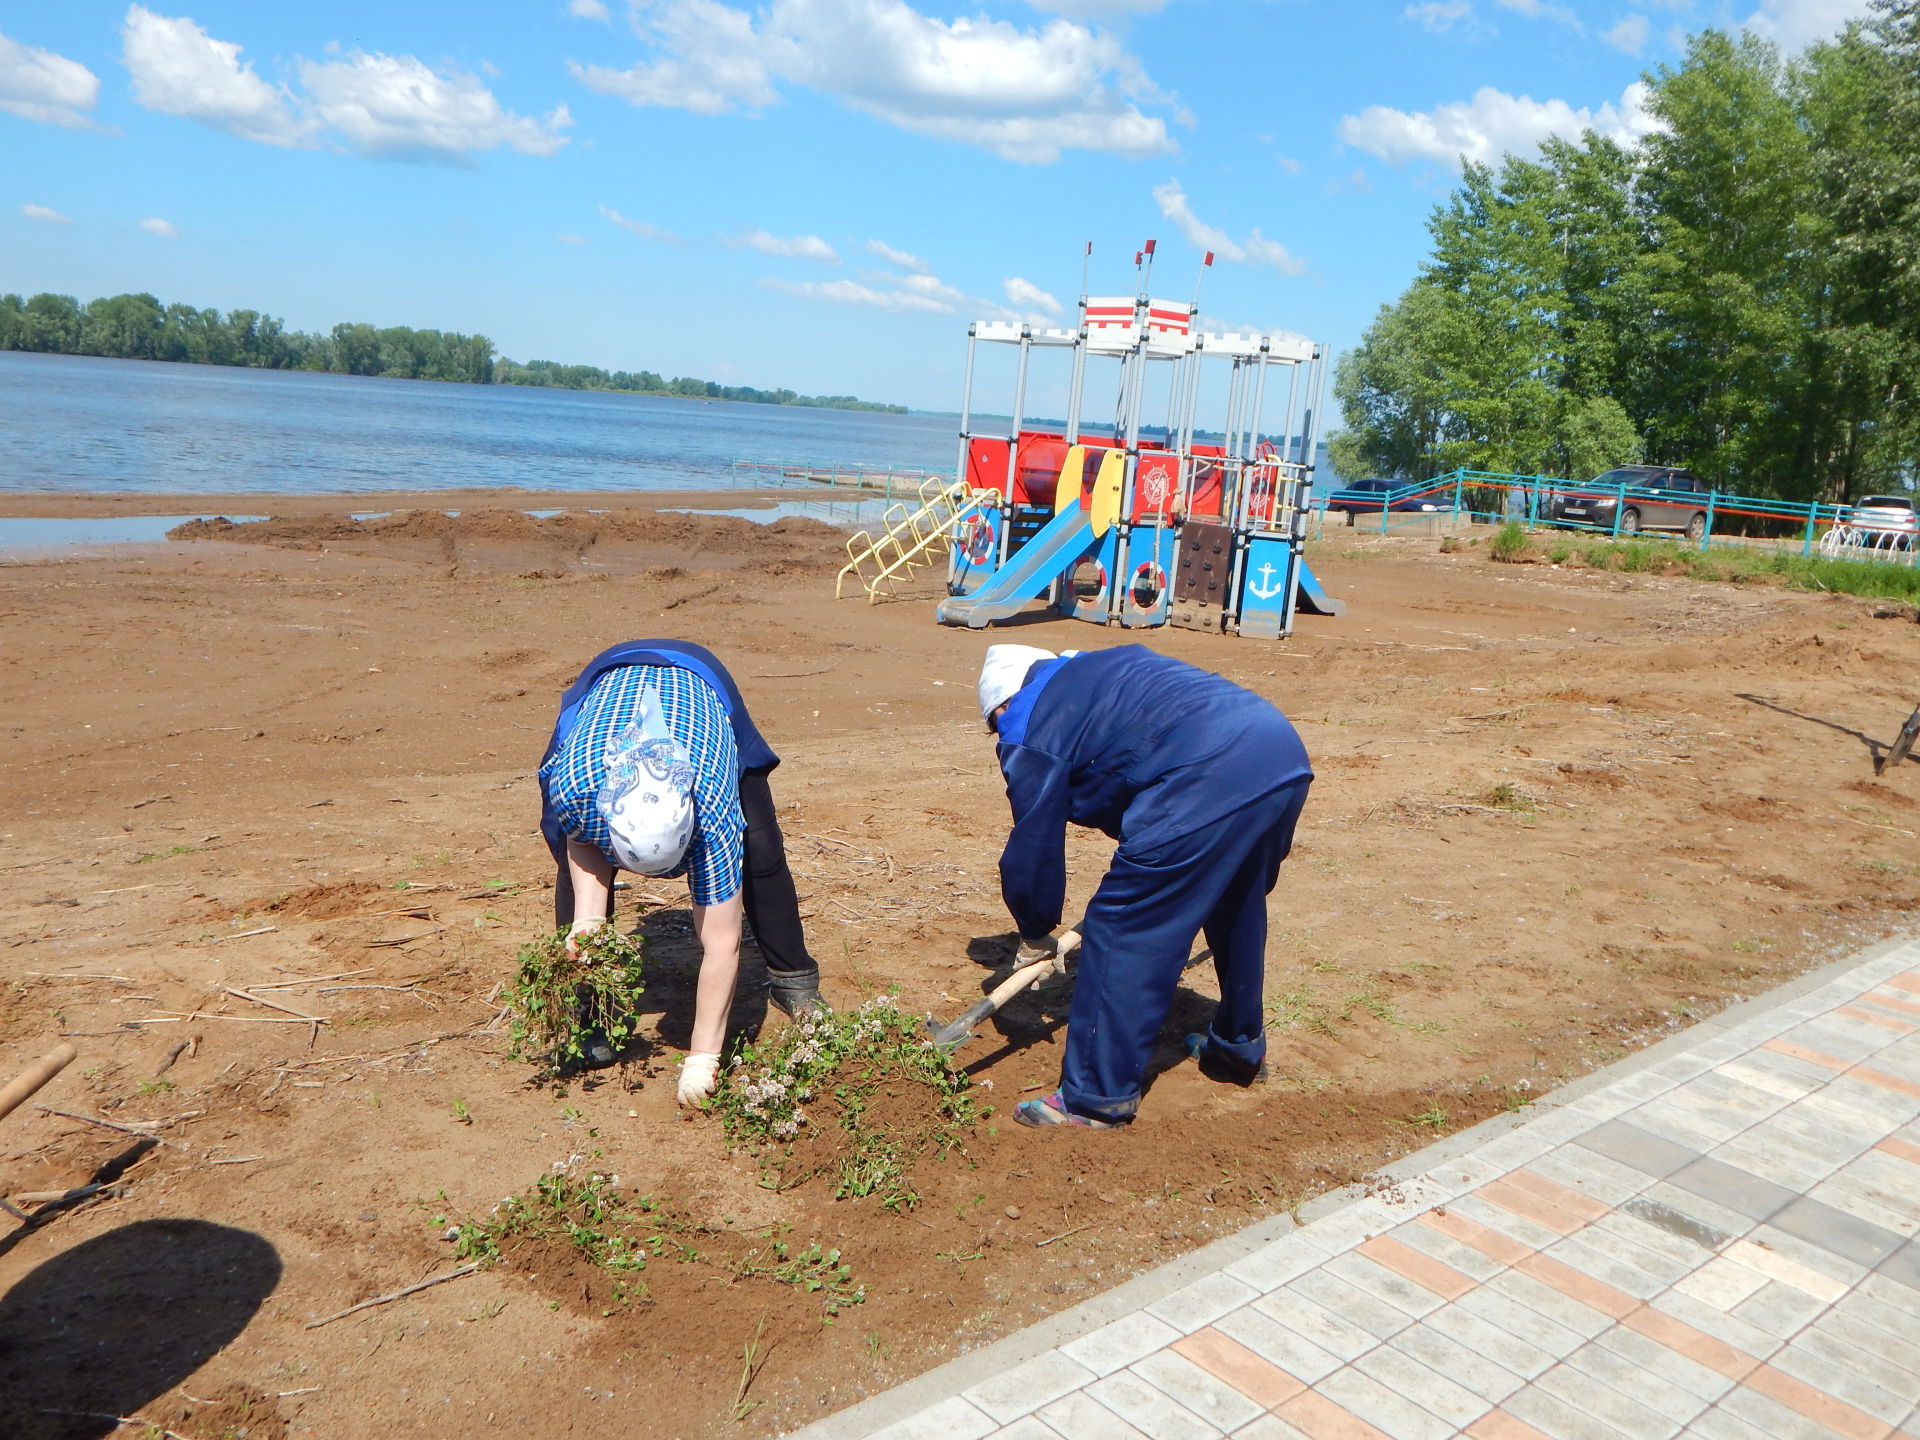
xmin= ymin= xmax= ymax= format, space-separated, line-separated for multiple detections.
xmin=709 ymin=996 xmax=978 ymax=1209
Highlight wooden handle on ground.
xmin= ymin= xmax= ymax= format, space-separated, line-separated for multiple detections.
xmin=986 ymin=929 xmax=1081 ymax=1008
xmin=0 ymin=1043 xmax=77 ymax=1124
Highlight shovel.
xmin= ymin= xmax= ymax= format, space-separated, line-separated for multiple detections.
xmin=926 ymin=930 xmax=1080 ymax=1056
xmin=0 ymin=1042 xmax=76 ymax=1125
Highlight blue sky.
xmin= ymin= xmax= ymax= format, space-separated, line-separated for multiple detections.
xmin=0 ymin=0 xmax=1872 ymax=410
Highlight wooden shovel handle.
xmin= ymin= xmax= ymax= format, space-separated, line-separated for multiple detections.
xmin=0 ymin=1043 xmax=77 ymax=1124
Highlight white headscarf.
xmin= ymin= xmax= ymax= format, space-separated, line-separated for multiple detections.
xmin=977 ymin=644 xmax=1059 ymax=718
xmin=595 ymin=684 xmax=696 ymax=875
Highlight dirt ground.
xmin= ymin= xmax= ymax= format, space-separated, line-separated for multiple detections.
xmin=2 ymin=499 xmax=1917 ymax=1440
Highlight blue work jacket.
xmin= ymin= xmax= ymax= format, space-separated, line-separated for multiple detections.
xmin=538 ymin=639 xmax=777 ymax=859
xmin=994 ymin=645 xmax=1311 ymax=939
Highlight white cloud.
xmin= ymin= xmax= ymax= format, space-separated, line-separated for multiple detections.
xmin=569 ymin=0 xmax=613 ymax=18
xmin=138 ymin=216 xmax=179 ymax=237
xmin=1405 ymin=1 xmax=1474 ymax=33
xmin=1324 ymin=166 xmax=1373 ymax=195
xmin=867 ymin=238 xmax=927 ymax=271
xmin=22 ymin=202 xmax=72 ymax=223
xmin=121 ymin=5 xmax=316 ymax=147
xmin=0 ymin=29 xmax=101 ymax=129
xmin=1004 ymin=276 xmax=1061 ymax=314
xmin=732 ymin=227 xmax=838 ymax=262
xmin=1742 ymin=0 xmax=1873 ymax=50
xmin=762 ymin=277 xmax=951 ymax=312
xmin=600 ymin=204 xmax=682 ymax=243
xmin=570 ymin=0 xmax=1177 ymax=163
xmin=1337 ymin=80 xmax=1656 ymax=172
xmin=1275 ymin=154 xmax=1303 ymax=175
xmin=1151 ymin=180 xmax=1304 ymax=275
xmin=558 ymin=232 xmax=588 ymax=244
xmin=298 ymin=51 xmax=572 ymax=159
xmin=1605 ymin=14 xmax=1649 ymax=51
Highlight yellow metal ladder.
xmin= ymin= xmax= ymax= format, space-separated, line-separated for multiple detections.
xmin=834 ymin=478 xmax=998 ymax=602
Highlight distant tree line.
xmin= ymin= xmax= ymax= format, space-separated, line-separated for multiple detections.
xmin=0 ymin=290 xmax=905 ymax=413
xmin=1333 ymin=1 xmax=1918 ymax=503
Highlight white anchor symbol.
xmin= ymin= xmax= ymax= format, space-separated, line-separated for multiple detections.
xmin=1247 ymin=562 xmax=1284 ymax=601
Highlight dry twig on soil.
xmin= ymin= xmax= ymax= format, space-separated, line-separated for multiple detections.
xmin=303 ymin=1263 xmax=481 ymax=1328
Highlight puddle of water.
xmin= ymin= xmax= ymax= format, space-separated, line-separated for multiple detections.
xmin=0 ymin=514 xmax=268 ymax=556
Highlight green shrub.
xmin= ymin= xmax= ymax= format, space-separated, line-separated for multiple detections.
xmin=1489 ymin=521 xmax=1531 ymax=562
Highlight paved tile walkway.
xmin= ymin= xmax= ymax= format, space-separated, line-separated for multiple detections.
xmin=788 ymin=934 xmax=1920 ymax=1440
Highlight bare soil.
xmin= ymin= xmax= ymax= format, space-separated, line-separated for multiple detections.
xmin=2 ymin=500 xmax=1917 ymax=1440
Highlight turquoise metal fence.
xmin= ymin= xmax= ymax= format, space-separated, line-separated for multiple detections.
xmin=1325 ymin=469 xmax=1918 ymax=567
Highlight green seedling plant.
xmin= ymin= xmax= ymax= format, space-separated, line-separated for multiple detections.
xmin=709 ymin=997 xmax=977 ymax=1210
xmin=505 ymin=926 xmax=646 ymax=1078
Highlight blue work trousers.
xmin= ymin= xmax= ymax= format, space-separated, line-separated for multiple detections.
xmin=1060 ymin=775 xmax=1311 ymax=1123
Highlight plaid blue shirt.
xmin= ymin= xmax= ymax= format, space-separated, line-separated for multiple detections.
xmin=538 ymin=664 xmax=744 ymax=905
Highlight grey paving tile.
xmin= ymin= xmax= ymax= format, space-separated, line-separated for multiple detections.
xmin=1221 ymin=1234 xmax=1335 ymax=1294
xmin=1878 ymin=1238 xmax=1920 ymax=1294
xmin=1036 ymin=1389 xmax=1153 ymax=1440
xmin=1132 ymin=1352 xmax=1265 ymax=1433
xmin=991 ymin=1421 xmax=1060 ymax=1440
xmin=1789 ymin=1014 xmax=1895 ymax=1062
xmin=1539 ymin=1234 xmax=1671 ymax=1299
xmin=1447 ymin=1191 xmax=1565 ymax=1252
xmin=1728 ymin=1279 xmax=1830 ymax=1340
xmin=1679 ymin=1400 xmax=1779 ymax=1440
xmin=1642 ymin=1289 xmax=1784 ymax=1362
xmin=1687 ymin=1068 xmax=1799 ymax=1123
xmin=1743 ymin=1223 xmax=1872 ymax=1294
xmin=1313 ymin=1366 xmax=1456 ymax=1440
xmin=1534 ymin=1357 xmax=1689 ymax=1438
xmin=1084 ymin=1370 xmax=1224 ymax=1440
xmin=1665 ymin=1155 xmax=1798 ymax=1224
xmin=1705 ymin=1386 xmax=1840 ymax=1440
xmin=1289 ymin=1269 xmax=1417 ymax=1342
xmin=1716 ymin=1058 xmax=1816 ymax=1103
xmin=1060 ymin=1312 xmax=1183 ymax=1379
xmin=1806 ymin=1168 xmax=1920 ymax=1238
xmin=1250 ymin=1288 xmax=1382 ymax=1363
xmin=1453 ymin=1285 xmax=1588 ymax=1361
xmin=1859 ymin=1269 xmax=1920 ymax=1320
xmin=1590 ymin=1209 xmax=1724 ymax=1270
xmin=1213 ymin=1306 xmax=1342 ymax=1383
xmin=1423 ymin=1299 xmax=1562 ymax=1379
xmin=1765 ymin=1104 xmax=1889 ymax=1167
xmin=1673 ymin=1253 xmax=1771 ymax=1311
xmin=1224 ymin=1418 xmax=1314 ymax=1440
xmin=965 ymin=1352 xmax=1099 ymax=1424
xmin=1484 ymin=1270 xmax=1616 ymax=1339
xmin=1768 ymin=1341 xmax=1914 ymax=1425
xmin=1387 ymin=1320 xmax=1526 ymax=1403
xmin=1789 ymin=1322 xmax=1920 ymax=1412
xmin=1630 ymin=1097 xmax=1739 ymax=1153
xmin=1387 ymin=1219 xmax=1508 ymax=1283
xmin=1352 ymin=1343 xmax=1496 ymax=1428
xmin=1580 ymin=1120 xmax=1701 ymax=1179
xmin=869 ymin=1396 xmax=999 ymax=1440
xmin=1797 ymin=1085 xmax=1916 ymax=1141
xmin=1825 ymin=1073 xmax=1920 ymax=1128
xmin=1816 ymin=1298 xmax=1920 ymax=1376
xmin=1146 ymin=1272 xmax=1261 ymax=1335
xmin=1501 ymin=1381 xmax=1638 ymax=1440
xmin=1321 ymin=1252 xmax=1446 ymax=1321
xmin=1712 ymin=1126 xmax=1851 ymax=1193
xmin=1533 ymin=1143 xmax=1657 ymax=1207
xmin=1590 ymin=1324 xmax=1738 ymax=1404
xmin=1769 ymin=1194 xmax=1908 ymax=1269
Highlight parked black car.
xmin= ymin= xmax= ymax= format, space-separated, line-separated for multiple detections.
xmin=1548 ymin=466 xmax=1710 ymax=539
xmin=1325 ymin=479 xmax=1451 ymax=523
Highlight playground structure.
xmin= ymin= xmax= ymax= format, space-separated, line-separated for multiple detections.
xmin=834 ymin=477 xmax=997 ymax=602
xmin=904 ymin=244 xmax=1342 ymax=639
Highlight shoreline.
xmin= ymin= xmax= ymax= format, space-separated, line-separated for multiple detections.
xmin=0 ymin=485 xmax=844 ymax=519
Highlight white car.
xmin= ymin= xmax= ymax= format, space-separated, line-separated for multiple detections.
xmin=1846 ymin=495 xmax=1918 ymax=550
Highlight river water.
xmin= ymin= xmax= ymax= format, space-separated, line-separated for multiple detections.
xmin=0 ymin=351 xmax=960 ymax=495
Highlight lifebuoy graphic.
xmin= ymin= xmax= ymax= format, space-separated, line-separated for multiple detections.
xmin=1129 ymin=560 xmax=1167 ymax=610
xmin=1067 ymin=559 xmax=1108 ymax=600
xmin=958 ymin=513 xmax=995 ymax=565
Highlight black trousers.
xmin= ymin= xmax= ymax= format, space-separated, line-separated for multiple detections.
xmin=551 ymin=768 xmax=817 ymax=983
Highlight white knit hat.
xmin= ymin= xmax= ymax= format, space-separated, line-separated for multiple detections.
xmin=595 ymin=685 xmax=696 ymax=875
xmin=977 ymin=645 xmax=1059 ymax=718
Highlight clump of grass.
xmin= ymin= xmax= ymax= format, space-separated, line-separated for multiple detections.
xmin=1489 ymin=521 xmax=1532 ymax=563
xmin=710 ymin=997 xmax=977 ymax=1210
xmin=505 ymin=926 xmax=646 ymax=1077
xmin=450 ymin=1168 xmax=864 ymax=1315
xmin=1474 ymin=781 xmax=1538 ymax=814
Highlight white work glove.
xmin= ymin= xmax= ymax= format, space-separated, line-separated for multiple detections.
xmin=676 ymin=1051 xmax=721 ymax=1107
xmin=567 ymin=917 xmax=608 ymax=961
xmin=1016 ymin=930 xmax=1079 ymax=979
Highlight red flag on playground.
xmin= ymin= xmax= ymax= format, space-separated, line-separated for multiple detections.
xmin=1204 ymin=251 xmax=1214 ymax=267
xmin=1144 ymin=239 xmax=1157 ymax=255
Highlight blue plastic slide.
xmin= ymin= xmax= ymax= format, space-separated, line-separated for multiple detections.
xmin=936 ymin=507 xmax=1099 ymax=628
xmin=1292 ymin=558 xmax=1346 ymax=617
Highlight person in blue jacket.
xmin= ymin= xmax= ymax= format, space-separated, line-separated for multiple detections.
xmin=975 ymin=643 xmax=1312 ymax=1128
xmin=539 ymin=639 xmax=826 ymax=1099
